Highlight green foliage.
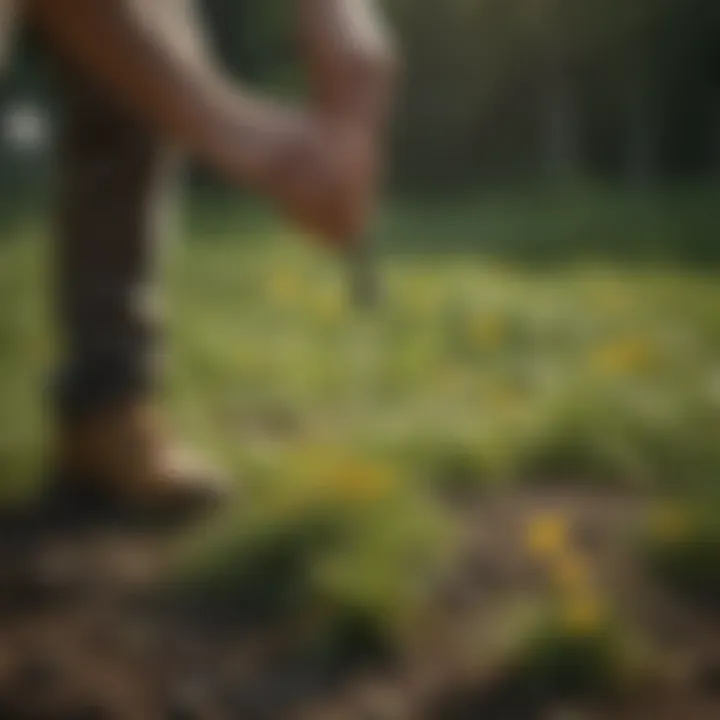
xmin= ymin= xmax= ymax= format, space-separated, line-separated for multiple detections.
xmin=173 ymin=447 xmax=452 ymax=662
xmin=2 ymin=191 xmax=720 ymax=666
xmin=384 ymin=183 xmax=720 ymax=263
xmin=507 ymin=605 xmax=636 ymax=701
xmin=5 ymin=0 xmax=718 ymax=191
xmin=644 ymin=500 xmax=720 ymax=608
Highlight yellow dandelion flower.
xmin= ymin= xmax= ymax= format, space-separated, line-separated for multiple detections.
xmin=331 ymin=461 xmax=395 ymax=504
xmin=489 ymin=386 xmax=525 ymax=416
xmin=527 ymin=513 xmax=568 ymax=559
xmin=291 ymin=444 xmax=394 ymax=505
xmin=269 ymin=271 xmax=300 ymax=306
xmin=562 ymin=594 xmax=604 ymax=636
xmin=314 ymin=288 xmax=345 ymax=322
xmin=649 ymin=505 xmax=689 ymax=542
xmin=591 ymin=338 xmax=653 ymax=376
xmin=552 ymin=551 xmax=591 ymax=593
xmin=471 ymin=315 xmax=505 ymax=348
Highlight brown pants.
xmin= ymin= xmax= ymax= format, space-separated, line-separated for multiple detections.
xmin=51 ymin=0 xmax=209 ymax=419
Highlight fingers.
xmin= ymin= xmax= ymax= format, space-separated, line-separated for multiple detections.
xmin=269 ymin=114 xmax=381 ymax=246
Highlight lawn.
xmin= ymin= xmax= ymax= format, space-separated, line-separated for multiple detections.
xmin=1 ymin=193 xmax=720 ymax=714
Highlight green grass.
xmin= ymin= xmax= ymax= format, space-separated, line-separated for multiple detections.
xmin=384 ymin=182 xmax=720 ymax=264
xmin=643 ymin=500 xmax=720 ymax=608
xmin=2 ymin=189 xmax=720 ymax=676
xmin=162 ymin=212 xmax=720 ymax=493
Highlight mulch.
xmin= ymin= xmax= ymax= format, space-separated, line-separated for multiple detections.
xmin=0 ymin=488 xmax=718 ymax=719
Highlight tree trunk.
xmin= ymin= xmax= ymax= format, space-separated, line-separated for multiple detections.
xmin=712 ymin=97 xmax=720 ymax=177
xmin=622 ymin=66 xmax=656 ymax=188
xmin=540 ymin=58 xmax=581 ymax=183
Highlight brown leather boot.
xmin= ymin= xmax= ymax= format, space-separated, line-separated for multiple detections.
xmin=56 ymin=401 xmax=229 ymax=518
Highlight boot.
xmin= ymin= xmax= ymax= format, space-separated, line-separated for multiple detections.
xmin=56 ymin=401 xmax=229 ymax=518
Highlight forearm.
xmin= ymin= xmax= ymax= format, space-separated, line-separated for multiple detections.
xmin=27 ymin=0 xmax=295 ymax=191
xmin=297 ymin=0 xmax=396 ymax=125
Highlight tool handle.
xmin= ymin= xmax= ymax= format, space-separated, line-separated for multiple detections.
xmin=346 ymin=234 xmax=380 ymax=311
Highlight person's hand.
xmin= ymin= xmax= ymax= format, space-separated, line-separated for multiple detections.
xmin=289 ymin=0 xmax=399 ymax=244
xmin=263 ymin=113 xmax=381 ymax=246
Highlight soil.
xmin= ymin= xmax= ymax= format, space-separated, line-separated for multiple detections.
xmin=0 ymin=487 xmax=718 ymax=720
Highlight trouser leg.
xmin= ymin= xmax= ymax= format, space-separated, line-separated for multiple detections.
xmin=54 ymin=74 xmax=177 ymax=420
xmin=51 ymin=0 xmax=212 ymax=420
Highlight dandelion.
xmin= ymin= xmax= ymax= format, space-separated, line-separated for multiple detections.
xmin=552 ymin=551 xmax=591 ymax=593
xmin=292 ymin=444 xmax=395 ymax=505
xmin=561 ymin=594 xmax=604 ymax=636
xmin=330 ymin=460 xmax=395 ymax=504
xmin=649 ymin=504 xmax=689 ymax=542
xmin=526 ymin=513 xmax=568 ymax=559
xmin=489 ymin=385 xmax=526 ymax=418
xmin=269 ymin=271 xmax=300 ymax=307
xmin=471 ymin=315 xmax=505 ymax=348
xmin=591 ymin=337 xmax=654 ymax=376
xmin=314 ymin=287 xmax=345 ymax=323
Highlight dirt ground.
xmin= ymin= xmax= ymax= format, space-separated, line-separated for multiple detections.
xmin=0 ymin=488 xmax=718 ymax=720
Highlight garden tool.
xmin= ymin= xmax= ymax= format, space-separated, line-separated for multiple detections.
xmin=346 ymin=230 xmax=380 ymax=311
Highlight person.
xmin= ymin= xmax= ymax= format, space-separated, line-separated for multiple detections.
xmin=0 ymin=0 xmax=397 ymax=516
